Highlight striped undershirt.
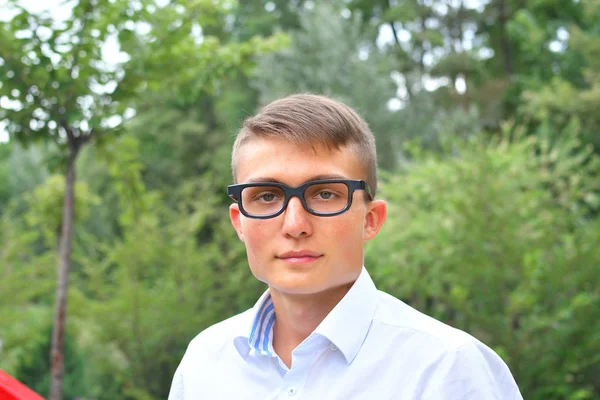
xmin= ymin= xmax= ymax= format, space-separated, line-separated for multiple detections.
xmin=248 ymin=293 xmax=276 ymax=357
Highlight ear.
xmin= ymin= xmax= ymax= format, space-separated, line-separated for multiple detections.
xmin=363 ymin=200 xmax=387 ymax=242
xmin=229 ymin=203 xmax=245 ymax=242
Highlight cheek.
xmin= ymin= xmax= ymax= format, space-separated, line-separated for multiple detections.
xmin=241 ymin=220 xmax=273 ymax=263
xmin=327 ymin=213 xmax=365 ymax=258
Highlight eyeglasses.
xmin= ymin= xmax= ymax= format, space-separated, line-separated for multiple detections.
xmin=228 ymin=179 xmax=373 ymax=219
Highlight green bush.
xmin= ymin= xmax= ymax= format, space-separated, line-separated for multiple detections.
xmin=367 ymin=128 xmax=600 ymax=399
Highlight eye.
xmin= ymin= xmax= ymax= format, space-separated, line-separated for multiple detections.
xmin=317 ymin=191 xmax=335 ymax=200
xmin=260 ymin=193 xmax=276 ymax=202
xmin=305 ymin=183 xmax=346 ymax=203
xmin=252 ymin=191 xmax=281 ymax=203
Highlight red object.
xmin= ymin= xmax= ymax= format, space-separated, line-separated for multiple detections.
xmin=0 ymin=370 xmax=45 ymax=400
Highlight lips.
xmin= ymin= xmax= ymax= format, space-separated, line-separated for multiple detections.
xmin=277 ymin=250 xmax=323 ymax=264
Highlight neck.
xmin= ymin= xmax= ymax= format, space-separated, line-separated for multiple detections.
xmin=270 ymin=283 xmax=353 ymax=368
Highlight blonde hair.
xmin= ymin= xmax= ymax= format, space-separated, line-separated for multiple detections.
xmin=231 ymin=94 xmax=378 ymax=195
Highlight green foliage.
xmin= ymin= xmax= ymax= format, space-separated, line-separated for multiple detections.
xmin=22 ymin=174 xmax=100 ymax=247
xmin=254 ymin=3 xmax=400 ymax=169
xmin=228 ymin=0 xmax=306 ymax=40
xmin=69 ymin=171 xmax=259 ymax=399
xmin=1 ymin=0 xmax=127 ymax=147
xmin=519 ymin=2 xmax=600 ymax=150
xmin=0 ymin=0 xmax=283 ymax=148
xmin=367 ymin=129 xmax=600 ymax=399
xmin=0 ymin=208 xmax=93 ymax=397
xmin=394 ymin=92 xmax=482 ymax=154
xmin=0 ymin=203 xmax=57 ymax=308
xmin=11 ymin=324 xmax=91 ymax=399
xmin=0 ymin=301 xmax=124 ymax=399
xmin=0 ymin=141 xmax=50 ymax=213
xmin=0 ymin=134 xmax=259 ymax=398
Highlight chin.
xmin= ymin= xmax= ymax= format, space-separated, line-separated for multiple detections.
xmin=271 ymin=284 xmax=328 ymax=296
xmin=269 ymin=275 xmax=354 ymax=296
xmin=256 ymin=273 xmax=326 ymax=295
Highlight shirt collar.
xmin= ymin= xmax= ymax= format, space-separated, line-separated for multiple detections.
xmin=234 ymin=267 xmax=379 ymax=365
xmin=313 ymin=267 xmax=378 ymax=364
xmin=234 ymin=288 xmax=274 ymax=359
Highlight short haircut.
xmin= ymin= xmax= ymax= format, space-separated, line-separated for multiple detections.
xmin=231 ymin=94 xmax=379 ymax=196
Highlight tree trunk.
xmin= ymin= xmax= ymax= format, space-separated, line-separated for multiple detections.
xmin=49 ymin=146 xmax=77 ymax=400
xmin=498 ymin=0 xmax=514 ymax=76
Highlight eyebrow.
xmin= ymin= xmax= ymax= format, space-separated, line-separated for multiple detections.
xmin=245 ymin=174 xmax=350 ymax=185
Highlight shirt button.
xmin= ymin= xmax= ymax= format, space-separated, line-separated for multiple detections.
xmin=330 ymin=343 xmax=338 ymax=351
xmin=286 ymin=386 xmax=297 ymax=396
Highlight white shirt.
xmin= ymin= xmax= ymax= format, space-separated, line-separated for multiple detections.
xmin=169 ymin=268 xmax=523 ymax=399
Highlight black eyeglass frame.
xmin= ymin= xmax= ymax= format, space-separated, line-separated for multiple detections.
xmin=227 ymin=179 xmax=373 ymax=219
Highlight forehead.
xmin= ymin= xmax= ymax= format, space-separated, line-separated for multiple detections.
xmin=234 ymin=138 xmax=366 ymax=185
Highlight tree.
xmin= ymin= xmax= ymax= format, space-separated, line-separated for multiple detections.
xmin=69 ymin=133 xmax=260 ymax=398
xmin=472 ymin=0 xmax=589 ymax=131
xmin=253 ymin=3 xmax=401 ymax=169
xmin=517 ymin=0 xmax=600 ymax=151
xmin=0 ymin=174 xmax=101 ymax=398
xmin=0 ymin=0 xmax=282 ymax=397
xmin=349 ymin=0 xmax=482 ymax=99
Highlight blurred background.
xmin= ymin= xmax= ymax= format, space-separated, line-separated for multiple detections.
xmin=0 ymin=0 xmax=599 ymax=399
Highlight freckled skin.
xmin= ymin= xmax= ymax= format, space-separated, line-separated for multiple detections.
xmin=229 ymin=138 xmax=386 ymax=297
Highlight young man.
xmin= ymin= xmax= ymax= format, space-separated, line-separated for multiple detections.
xmin=169 ymin=94 xmax=523 ymax=399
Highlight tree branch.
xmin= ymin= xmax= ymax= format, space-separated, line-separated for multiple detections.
xmin=79 ymin=129 xmax=95 ymax=146
xmin=386 ymin=1 xmax=413 ymax=99
xmin=389 ymin=21 xmax=402 ymax=49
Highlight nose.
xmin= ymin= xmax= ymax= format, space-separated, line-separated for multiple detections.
xmin=281 ymin=196 xmax=313 ymax=238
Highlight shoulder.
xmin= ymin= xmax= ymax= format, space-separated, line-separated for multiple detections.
xmin=373 ymin=290 xmax=475 ymax=350
xmin=421 ymin=340 xmax=523 ymax=399
xmin=180 ymin=308 xmax=253 ymax=368
xmin=168 ymin=309 xmax=254 ymax=399
xmin=371 ymin=291 xmax=522 ymax=399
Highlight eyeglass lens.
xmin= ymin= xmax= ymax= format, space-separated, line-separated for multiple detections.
xmin=240 ymin=182 xmax=350 ymax=217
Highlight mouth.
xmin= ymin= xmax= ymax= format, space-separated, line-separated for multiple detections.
xmin=277 ymin=250 xmax=323 ymax=265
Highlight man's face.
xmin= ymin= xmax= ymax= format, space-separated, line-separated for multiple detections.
xmin=229 ymin=138 xmax=386 ymax=296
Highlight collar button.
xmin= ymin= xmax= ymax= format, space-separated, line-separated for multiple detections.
xmin=286 ymin=386 xmax=298 ymax=396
